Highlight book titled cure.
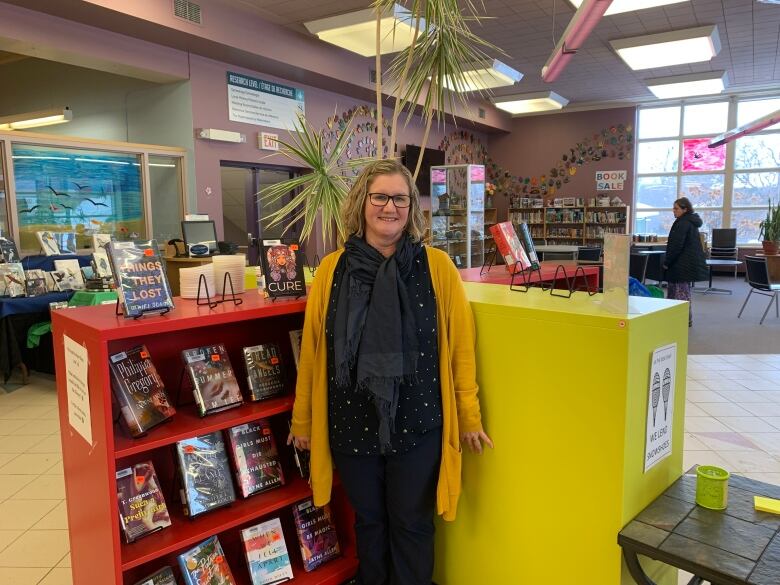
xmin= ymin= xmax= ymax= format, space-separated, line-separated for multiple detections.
xmin=107 ymin=239 xmax=174 ymax=318
xmin=260 ymin=240 xmax=306 ymax=298
xmin=182 ymin=344 xmax=243 ymax=416
xmin=226 ymin=419 xmax=285 ymax=498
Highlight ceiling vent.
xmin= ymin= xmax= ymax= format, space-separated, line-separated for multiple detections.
xmin=173 ymin=0 xmax=202 ymax=25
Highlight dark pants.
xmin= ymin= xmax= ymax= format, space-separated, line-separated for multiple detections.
xmin=332 ymin=431 xmax=442 ymax=585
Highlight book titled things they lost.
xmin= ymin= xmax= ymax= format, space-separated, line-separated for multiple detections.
xmin=107 ymin=239 xmax=174 ymax=318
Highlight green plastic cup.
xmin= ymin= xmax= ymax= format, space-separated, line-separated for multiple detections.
xmin=696 ymin=465 xmax=730 ymax=510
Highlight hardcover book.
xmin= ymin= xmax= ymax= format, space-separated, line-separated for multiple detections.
xmin=107 ymin=240 xmax=174 ymax=318
xmin=489 ymin=221 xmax=530 ymax=274
xmin=53 ymin=259 xmax=85 ymax=290
xmin=260 ymin=240 xmax=306 ymax=299
xmin=115 ymin=461 xmax=171 ymax=543
xmin=517 ymin=222 xmax=541 ymax=268
xmin=292 ymin=497 xmax=341 ymax=572
xmin=177 ymin=535 xmax=237 ymax=585
xmin=36 ymin=230 xmax=61 ymax=255
xmin=288 ymin=419 xmax=310 ymax=479
xmin=226 ymin=419 xmax=285 ymax=498
xmin=243 ymin=344 xmax=285 ymax=401
xmin=241 ymin=518 xmax=294 ymax=585
xmin=0 ymin=237 xmax=20 ymax=263
xmin=132 ymin=566 xmax=177 ymax=585
xmin=54 ymin=231 xmax=77 ymax=255
xmin=288 ymin=330 xmax=302 ymax=371
xmin=182 ymin=344 xmax=243 ymax=416
xmin=0 ymin=263 xmax=26 ymax=297
xmin=176 ymin=431 xmax=236 ymax=517
xmin=109 ymin=345 xmax=176 ymax=437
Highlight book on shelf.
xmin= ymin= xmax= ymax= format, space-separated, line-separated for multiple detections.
xmin=288 ymin=330 xmax=302 ymax=371
xmin=109 ymin=345 xmax=176 ymax=437
xmin=53 ymin=259 xmax=85 ymax=291
xmin=54 ymin=232 xmax=77 ymax=255
xmin=243 ymin=344 xmax=285 ymax=401
xmin=182 ymin=344 xmax=244 ymax=416
xmin=107 ymin=239 xmax=174 ymax=318
xmin=489 ymin=222 xmax=530 ymax=274
xmin=115 ymin=461 xmax=171 ymax=543
xmin=25 ymin=271 xmax=48 ymax=297
xmin=226 ymin=418 xmax=285 ymax=498
xmin=287 ymin=420 xmax=310 ymax=479
xmin=260 ymin=240 xmax=306 ymax=298
xmin=92 ymin=233 xmax=112 ymax=251
xmin=93 ymin=249 xmax=113 ymax=278
xmin=0 ymin=263 xmax=26 ymax=297
xmin=176 ymin=431 xmax=237 ymax=517
xmin=36 ymin=231 xmax=61 ymax=255
xmin=517 ymin=223 xmax=540 ymax=268
xmin=48 ymin=270 xmax=69 ymax=292
xmin=292 ymin=497 xmax=341 ymax=572
xmin=0 ymin=237 xmax=20 ymax=263
xmin=177 ymin=535 xmax=237 ymax=585
xmin=241 ymin=517 xmax=294 ymax=585
xmin=132 ymin=566 xmax=177 ymax=585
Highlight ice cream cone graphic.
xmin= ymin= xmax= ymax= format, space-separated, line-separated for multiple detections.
xmin=652 ymin=372 xmax=661 ymax=425
xmin=662 ymin=368 xmax=672 ymax=421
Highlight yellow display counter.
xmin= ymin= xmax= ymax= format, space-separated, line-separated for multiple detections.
xmin=433 ymin=283 xmax=690 ymax=585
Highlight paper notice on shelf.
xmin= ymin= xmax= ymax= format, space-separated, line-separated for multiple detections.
xmin=644 ymin=343 xmax=676 ymax=472
xmin=64 ymin=335 xmax=92 ymax=446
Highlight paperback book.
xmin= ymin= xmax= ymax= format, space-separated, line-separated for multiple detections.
xmin=53 ymin=259 xmax=85 ymax=290
xmin=131 ymin=566 xmax=177 ymax=585
xmin=226 ymin=419 xmax=285 ymax=498
xmin=241 ymin=518 xmax=294 ymax=585
xmin=489 ymin=221 xmax=530 ymax=274
xmin=109 ymin=345 xmax=176 ymax=437
xmin=107 ymin=240 xmax=174 ymax=318
xmin=93 ymin=250 xmax=113 ymax=278
xmin=260 ymin=240 xmax=306 ymax=299
xmin=48 ymin=270 xmax=68 ymax=292
xmin=0 ymin=237 xmax=20 ymax=263
xmin=115 ymin=461 xmax=171 ymax=543
xmin=36 ymin=230 xmax=61 ymax=255
xmin=243 ymin=343 xmax=285 ymax=401
xmin=93 ymin=233 xmax=112 ymax=251
xmin=0 ymin=263 xmax=26 ymax=297
xmin=25 ymin=277 xmax=47 ymax=297
xmin=54 ymin=231 xmax=77 ymax=255
xmin=182 ymin=344 xmax=244 ymax=416
xmin=176 ymin=431 xmax=236 ymax=517
xmin=292 ymin=497 xmax=341 ymax=572
xmin=288 ymin=330 xmax=302 ymax=371
xmin=177 ymin=535 xmax=237 ymax=585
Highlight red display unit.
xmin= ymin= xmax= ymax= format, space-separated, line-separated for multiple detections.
xmin=52 ymin=294 xmax=357 ymax=585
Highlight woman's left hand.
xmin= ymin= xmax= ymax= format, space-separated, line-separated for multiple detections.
xmin=460 ymin=430 xmax=494 ymax=454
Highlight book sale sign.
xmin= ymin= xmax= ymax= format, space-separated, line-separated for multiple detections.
xmin=644 ymin=343 xmax=677 ymax=472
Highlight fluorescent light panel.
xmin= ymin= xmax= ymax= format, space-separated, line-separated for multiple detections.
xmin=569 ymin=0 xmax=688 ymax=15
xmin=646 ymin=71 xmax=727 ymax=99
xmin=493 ymin=92 xmax=569 ymax=115
xmin=304 ymin=4 xmax=424 ymax=57
xmin=0 ymin=107 xmax=72 ymax=130
xmin=442 ymin=59 xmax=522 ymax=92
xmin=610 ymin=25 xmax=720 ymax=70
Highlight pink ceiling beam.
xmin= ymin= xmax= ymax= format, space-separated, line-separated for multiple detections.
xmin=709 ymin=109 xmax=780 ymax=148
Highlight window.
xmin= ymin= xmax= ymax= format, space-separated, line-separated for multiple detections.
xmin=634 ymin=96 xmax=780 ymax=245
xmin=0 ymin=143 xmax=8 ymax=239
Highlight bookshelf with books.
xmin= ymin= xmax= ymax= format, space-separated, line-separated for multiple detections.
xmin=52 ymin=295 xmax=357 ymax=585
xmin=508 ymin=205 xmax=629 ymax=245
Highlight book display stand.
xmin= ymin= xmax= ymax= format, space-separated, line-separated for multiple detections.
xmin=480 ymin=243 xmax=497 ymax=276
xmin=195 ymin=271 xmax=244 ymax=309
xmin=509 ymin=262 xmax=596 ymax=297
xmin=114 ymin=298 xmax=172 ymax=319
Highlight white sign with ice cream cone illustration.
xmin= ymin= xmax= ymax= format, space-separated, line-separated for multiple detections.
xmin=644 ymin=343 xmax=677 ymax=472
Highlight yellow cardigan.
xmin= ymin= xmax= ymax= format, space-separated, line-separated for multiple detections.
xmin=291 ymin=246 xmax=483 ymax=522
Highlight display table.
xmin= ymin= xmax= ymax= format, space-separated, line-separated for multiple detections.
xmin=21 ymin=254 xmax=92 ymax=271
xmin=68 ymin=290 xmax=118 ymax=306
xmin=460 ymin=261 xmax=600 ymax=290
xmin=433 ymin=283 xmax=690 ymax=585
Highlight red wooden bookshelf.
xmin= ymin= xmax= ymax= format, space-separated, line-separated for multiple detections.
xmin=52 ymin=294 xmax=357 ymax=585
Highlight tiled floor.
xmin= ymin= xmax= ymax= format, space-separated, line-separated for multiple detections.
xmin=1 ymin=357 xmax=780 ymax=584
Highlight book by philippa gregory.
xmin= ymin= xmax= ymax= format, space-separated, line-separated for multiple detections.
xmin=177 ymin=535 xmax=237 ymax=585
xmin=131 ymin=565 xmax=177 ymax=585
xmin=489 ymin=221 xmax=530 ymax=273
xmin=226 ymin=418 xmax=285 ymax=498
xmin=292 ymin=497 xmax=341 ymax=572
xmin=107 ymin=239 xmax=174 ymax=318
xmin=243 ymin=343 xmax=285 ymax=401
xmin=260 ymin=240 xmax=306 ymax=298
xmin=109 ymin=345 xmax=175 ymax=437
xmin=241 ymin=517 xmax=294 ymax=585
xmin=115 ymin=461 xmax=171 ymax=543
xmin=182 ymin=343 xmax=244 ymax=416
xmin=288 ymin=330 xmax=302 ymax=371
xmin=176 ymin=431 xmax=236 ymax=517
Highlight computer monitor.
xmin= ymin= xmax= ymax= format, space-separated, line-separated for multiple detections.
xmin=181 ymin=220 xmax=218 ymax=256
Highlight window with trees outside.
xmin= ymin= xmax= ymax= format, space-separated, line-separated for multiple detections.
xmin=634 ymin=97 xmax=780 ymax=245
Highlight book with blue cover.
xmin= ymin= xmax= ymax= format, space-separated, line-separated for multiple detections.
xmin=241 ymin=517 xmax=294 ymax=585
xmin=107 ymin=239 xmax=174 ymax=318
xmin=177 ymin=535 xmax=237 ymax=585
xmin=176 ymin=431 xmax=236 ymax=517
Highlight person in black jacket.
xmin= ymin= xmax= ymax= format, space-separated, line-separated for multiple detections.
xmin=663 ymin=197 xmax=708 ymax=326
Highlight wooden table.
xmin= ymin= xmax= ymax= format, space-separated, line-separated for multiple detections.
xmin=460 ymin=261 xmax=600 ymax=290
xmin=619 ymin=468 xmax=780 ymax=585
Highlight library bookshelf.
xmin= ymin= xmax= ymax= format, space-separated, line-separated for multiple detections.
xmin=508 ymin=205 xmax=630 ymax=245
xmin=52 ymin=294 xmax=357 ymax=585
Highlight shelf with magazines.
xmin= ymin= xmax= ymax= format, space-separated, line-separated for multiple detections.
xmin=52 ymin=294 xmax=357 ymax=585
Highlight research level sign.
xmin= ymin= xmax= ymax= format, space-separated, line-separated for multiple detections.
xmin=596 ymin=170 xmax=626 ymax=190
xmin=644 ymin=343 xmax=676 ymax=472
xmin=227 ymin=72 xmax=305 ymax=130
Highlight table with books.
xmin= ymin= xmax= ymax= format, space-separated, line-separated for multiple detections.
xmin=459 ymin=261 xmax=601 ymax=290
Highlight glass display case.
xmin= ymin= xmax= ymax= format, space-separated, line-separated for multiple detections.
xmin=429 ymin=164 xmax=485 ymax=269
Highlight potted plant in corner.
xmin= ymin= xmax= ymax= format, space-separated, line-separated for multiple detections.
xmin=758 ymin=198 xmax=780 ymax=256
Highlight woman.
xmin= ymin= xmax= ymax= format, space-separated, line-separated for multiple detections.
xmin=663 ymin=197 xmax=708 ymax=326
xmin=289 ymin=159 xmax=492 ymax=585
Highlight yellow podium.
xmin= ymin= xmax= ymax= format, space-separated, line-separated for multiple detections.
xmin=434 ymin=283 xmax=690 ymax=585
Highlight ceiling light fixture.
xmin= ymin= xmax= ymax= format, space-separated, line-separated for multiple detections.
xmin=568 ymin=0 xmax=688 ymax=15
xmin=542 ymin=0 xmax=613 ymax=83
xmin=493 ymin=92 xmax=569 ymax=115
xmin=610 ymin=25 xmax=721 ymax=70
xmin=304 ymin=3 xmax=425 ymax=57
xmin=442 ymin=59 xmax=523 ymax=92
xmin=0 ymin=107 xmax=73 ymax=131
xmin=646 ymin=71 xmax=727 ymax=99
xmin=709 ymin=108 xmax=780 ymax=148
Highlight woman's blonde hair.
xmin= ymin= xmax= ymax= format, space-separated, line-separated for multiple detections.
xmin=341 ymin=159 xmax=426 ymax=243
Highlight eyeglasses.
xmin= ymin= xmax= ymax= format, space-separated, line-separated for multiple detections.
xmin=368 ymin=193 xmax=411 ymax=208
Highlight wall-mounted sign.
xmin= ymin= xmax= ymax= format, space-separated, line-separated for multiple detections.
xmin=596 ymin=170 xmax=627 ymax=191
xmin=644 ymin=343 xmax=677 ymax=472
xmin=259 ymin=132 xmax=280 ymax=151
xmin=227 ymin=72 xmax=305 ymax=130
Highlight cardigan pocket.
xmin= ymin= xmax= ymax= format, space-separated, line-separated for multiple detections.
xmin=443 ymin=440 xmax=462 ymax=496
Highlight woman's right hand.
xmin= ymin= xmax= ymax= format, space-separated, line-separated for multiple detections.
xmin=287 ymin=432 xmax=311 ymax=451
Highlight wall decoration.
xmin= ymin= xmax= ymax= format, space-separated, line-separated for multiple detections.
xmin=321 ymin=105 xmax=392 ymax=176
xmin=682 ymin=138 xmax=726 ymax=172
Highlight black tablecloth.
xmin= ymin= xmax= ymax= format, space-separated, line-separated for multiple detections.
xmin=21 ymin=254 xmax=92 ymax=272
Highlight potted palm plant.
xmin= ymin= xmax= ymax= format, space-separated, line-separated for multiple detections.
xmin=759 ymin=198 xmax=780 ymax=256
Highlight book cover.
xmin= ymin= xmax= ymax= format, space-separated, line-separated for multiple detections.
xmin=93 ymin=250 xmax=113 ymax=278
xmin=131 ymin=566 xmax=177 ymax=585
xmin=182 ymin=344 xmax=243 ymax=416
xmin=25 ymin=277 xmax=47 ymax=297
xmin=0 ymin=237 xmax=20 ymax=263
xmin=116 ymin=461 xmax=171 ymax=543
xmin=109 ymin=345 xmax=176 ymax=437
xmin=226 ymin=419 xmax=285 ymax=498
xmin=260 ymin=240 xmax=305 ymax=299
xmin=53 ymin=259 xmax=86 ymax=290
xmin=517 ymin=222 xmax=541 ymax=268
xmin=93 ymin=233 xmax=112 ymax=251
xmin=241 ymin=518 xmax=294 ymax=585
xmin=54 ymin=231 xmax=77 ymax=255
xmin=36 ymin=230 xmax=61 ymax=255
xmin=48 ymin=270 xmax=68 ymax=292
xmin=0 ymin=263 xmax=26 ymax=297
xmin=288 ymin=330 xmax=302 ymax=371
xmin=177 ymin=535 xmax=237 ymax=585
xmin=243 ymin=344 xmax=285 ymax=401
xmin=107 ymin=240 xmax=174 ymax=318
xmin=292 ymin=497 xmax=340 ymax=572
xmin=489 ymin=221 xmax=530 ymax=274
xmin=176 ymin=431 xmax=236 ymax=517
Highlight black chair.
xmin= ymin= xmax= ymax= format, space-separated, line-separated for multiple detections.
xmin=644 ymin=252 xmax=667 ymax=284
xmin=710 ymin=228 xmax=739 ymax=278
xmin=629 ymin=253 xmax=649 ymax=284
xmin=576 ymin=246 xmax=602 ymax=262
xmin=738 ymin=256 xmax=780 ymax=325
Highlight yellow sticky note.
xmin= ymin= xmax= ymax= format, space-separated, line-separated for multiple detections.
xmin=754 ymin=496 xmax=780 ymax=515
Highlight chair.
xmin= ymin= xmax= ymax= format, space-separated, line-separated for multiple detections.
xmin=644 ymin=252 xmax=666 ymax=284
xmin=710 ymin=228 xmax=739 ymax=278
xmin=629 ymin=253 xmax=649 ymax=284
xmin=576 ymin=246 xmax=602 ymax=262
xmin=738 ymin=256 xmax=780 ymax=325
